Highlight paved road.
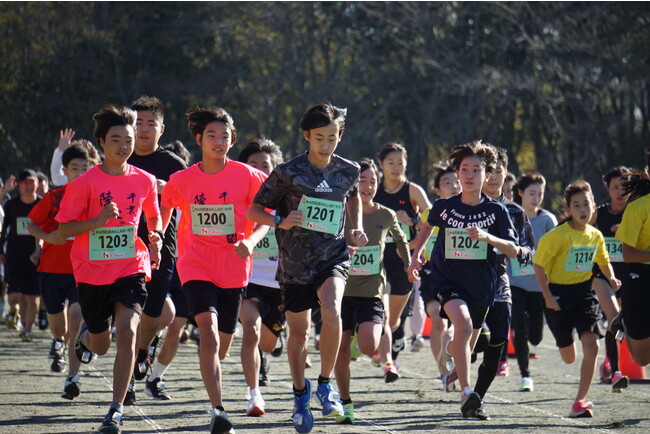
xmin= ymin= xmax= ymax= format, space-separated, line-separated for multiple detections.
xmin=0 ymin=321 xmax=648 ymax=433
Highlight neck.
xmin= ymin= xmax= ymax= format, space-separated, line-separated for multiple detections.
xmin=200 ymin=157 xmax=227 ymax=174
xmin=362 ymin=200 xmax=377 ymax=213
xmin=485 ymin=189 xmax=501 ymax=200
xmin=461 ymin=190 xmax=482 ymax=206
xmin=524 ymin=207 xmax=538 ymax=219
xmin=383 ymin=177 xmax=405 ymax=192
xmin=100 ymin=161 xmax=127 ymax=176
xmin=609 ymin=201 xmax=626 ymax=214
xmin=307 ymin=152 xmax=330 ymax=169
xmin=568 ymin=219 xmax=587 ymax=231
xmin=20 ymin=193 xmax=37 ymax=203
xmin=134 ymin=144 xmax=158 ymax=156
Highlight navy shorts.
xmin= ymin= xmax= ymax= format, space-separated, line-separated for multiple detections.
xmin=183 ymin=280 xmax=244 ymax=334
xmin=621 ymin=263 xmax=650 ymax=340
xmin=341 ymin=296 xmax=385 ymax=332
xmin=244 ymin=282 xmax=285 ymax=337
xmin=6 ymin=260 xmax=39 ymax=295
xmin=77 ymin=273 xmax=147 ymax=334
xmin=168 ymin=267 xmax=189 ymax=319
xmin=39 ymin=272 xmax=78 ymax=315
xmin=544 ymin=281 xmax=604 ymax=348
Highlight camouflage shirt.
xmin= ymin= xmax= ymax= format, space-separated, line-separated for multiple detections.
xmin=253 ymin=152 xmax=360 ymax=285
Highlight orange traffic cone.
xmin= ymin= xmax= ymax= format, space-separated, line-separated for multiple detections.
xmin=507 ymin=328 xmax=516 ymax=356
xmin=619 ymin=338 xmax=647 ymax=380
xmin=423 ymin=315 xmax=432 ymax=338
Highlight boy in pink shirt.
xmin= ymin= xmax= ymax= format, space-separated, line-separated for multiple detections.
xmin=161 ymin=107 xmax=266 ymax=434
xmin=56 ymin=105 xmax=163 ymax=434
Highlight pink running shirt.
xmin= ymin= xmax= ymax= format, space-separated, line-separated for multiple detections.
xmin=56 ymin=165 xmax=159 ymax=285
xmin=162 ymin=160 xmax=266 ymax=288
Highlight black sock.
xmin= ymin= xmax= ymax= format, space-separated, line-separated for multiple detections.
xmin=605 ymin=330 xmax=620 ymax=372
xmin=318 ymin=375 xmax=330 ymax=385
xmin=215 ymin=405 xmax=225 ymax=412
xmin=136 ymin=348 xmax=148 ymax=364
xmin=293 ymin=385 xmax=308 ymax=396
xmin=341 ymin=398 xmax=352 ymax=405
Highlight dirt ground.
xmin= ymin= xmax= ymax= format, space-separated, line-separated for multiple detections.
xmin=0 ymin=319 xmax=648 ymax=433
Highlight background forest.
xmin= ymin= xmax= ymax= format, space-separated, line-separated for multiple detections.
xmin=1 ymin=2 xmax=649 ymax=210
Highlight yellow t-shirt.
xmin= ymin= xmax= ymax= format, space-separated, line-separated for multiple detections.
xmin=533 ymin=222 xmax=609 ymax=285
xmin=616 ymin=194 xmax=650 ymax=253
xmin=420 ymin=208 xmax=439 ymax=261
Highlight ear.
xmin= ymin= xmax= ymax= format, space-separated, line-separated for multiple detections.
xmin=195 ymin=134 xmax=202 ymax=147
xmin=62 ymin=166 xmax=69 ymax=177
xmin=338 ymin=129 xmax=344 ymax=140
xmin=160 ymin=124 xmax=165 ymax=135
xmin=303 ymin=130 xmax=310 ymax=142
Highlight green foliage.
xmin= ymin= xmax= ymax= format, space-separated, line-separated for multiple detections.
xmin=0 ymin=2 xmax=649 ymax=214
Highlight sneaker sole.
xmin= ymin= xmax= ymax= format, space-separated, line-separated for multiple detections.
xmin=98 ymin=425 xmax=121 ymax=434
xmin=144 ymin=388 xmax=171 ymax=400
xmin=246 ymin=406 xmax=265 ymax=417
xmin=570 ymin=409 xmax=593 ymax=418
xmin=612 ymin=377 xmax=629 ymax=392
xmin=384 ymin=371 xmax=400 ymax=383
xmin=211 ymin=416 xmax=234 ymax=434
xmin=461 ymin=394 xmax=482 ymax=418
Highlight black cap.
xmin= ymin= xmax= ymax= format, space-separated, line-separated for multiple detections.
xmin=18 ymin=169 xmax=38 ymax=182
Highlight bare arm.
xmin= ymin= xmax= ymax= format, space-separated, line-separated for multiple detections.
xmin=534 ymin=264 xmax=560 ymax=311
xmin=467 ymin=226 xmax=519 ymax=258
xmin=27 ymin=221 xmax=66 ymax=245
xmin=622 ymin=242 xmax=650 ymax=263
xmin=234 ymin=224 xmax=271 ymax=259
xmin=407 ymin=222 xmax=434 ymax=282
xmin=597 ymin=262 xmax=621 ymax=291
xmin=58 ymin=202 xmax=119 ymax=238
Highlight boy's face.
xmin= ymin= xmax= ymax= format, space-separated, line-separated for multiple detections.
xmin=434 ymin=172 xmax=461 ymax=199
xmin=99 ymin=125 xmax=135 ymax=165
xmin=135 ymin=110 xmax=164 ymax=154
xmin=304 ymin=123 xmax=341 ymax=166
xmin=63 ymin=158 xmax=93 ymax=182
xmin=483 ymin=161 xmax=506 ymax=197
xmin=197 ymin=121 xmax=233 ymax=160
xmin=246 ymin=152 xmax=274 ymax=175
xmin=18 ymin=178 xmax=37 ymax=196
xmin=458 ymin=155 xmax=488 ymax=194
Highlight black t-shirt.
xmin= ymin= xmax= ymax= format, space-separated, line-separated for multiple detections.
xmin=593 ymin=203 xmax=626 ymax=278
xmin=253 ymin=152 xmax=360 ymax=285
xmin=427 ymin=193 xmax=518 ymax=306
xmin=0 ymin=196 xmax=40 ymax=262
xmin=128 ymin=148 xmax=187 ymax=265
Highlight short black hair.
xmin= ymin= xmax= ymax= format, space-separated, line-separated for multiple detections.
xmin=237 ymin=139 xmax=283 ymax=167
xmin=299 ymin=102 xmax=347 ymax=133
xmin=92 ymin=105 xmax=136 ymax=144
xmin=131 ymin=95 xmax=164 ymax=122
xmin=62 ymin=143 xmax=96 ymax=167
xmin=185 ymin=107 xmax=236 ymax=142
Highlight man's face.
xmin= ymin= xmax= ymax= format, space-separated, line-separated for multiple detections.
xmin=483 ymin=162 xmax=506 ymax=198
xmin=198 ymin=121 xmax=234 ymax=160
xmin=19 ymin=178 xmax=37 ymax=196
xmin=100 ymin=125 xmax=135 ymax=165
xmin=135 ymin=110 xmax=164 ymax=154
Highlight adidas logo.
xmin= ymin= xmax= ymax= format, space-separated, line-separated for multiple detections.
xmin=315 ymin=180 xmax=333 ymax=192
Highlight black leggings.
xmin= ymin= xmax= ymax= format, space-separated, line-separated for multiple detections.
xmin=511 ymin=286 xmax=544 ymax=378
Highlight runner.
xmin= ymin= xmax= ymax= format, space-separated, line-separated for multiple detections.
xmin=374 ymin=143 xmax=431 ymax=363
xmin=161 ymin=106 xmax=266 ymax=433
xmin=334 ymin=158 xmax=410 ymax=424
xmin=27 ymin=142 xmax=98 ymax=398
xmin=0 ymin=169 xmax=41 ymax=341
xmin=247 ymin=102 xmax=367 ymax=433
xmin=502 ymin=172 xmax=516 ymax=202
xmin=407 ymin=141 xmax=519 ymax=418
xmin=590 ymin=166 xmax=631 ymax=391
xmin=127 ymin=95 xmax=187 ymax=405
xmin=57 ymin=104 xmax=163 ymax=433
xmin=510 ymin=172 xmax=557 ymax=391
xmin=471 ymin=146 xmax=535 ymax=419
xmin=613 ymin=150 xmax=650 ymax=366
xmin=237 ymin=139 xmax=285 ymax=416
xmin=534 ymin=180 xmax=620 ymax=418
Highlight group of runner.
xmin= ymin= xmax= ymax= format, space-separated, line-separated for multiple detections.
xmin=1 ymin=97 xmax=649 ymax=434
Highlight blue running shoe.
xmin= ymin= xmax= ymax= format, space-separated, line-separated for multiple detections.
xmin=315 ymin=381 xmax=344 ymax=418
xmin=292 ymin=379 xmax=314 ymax=433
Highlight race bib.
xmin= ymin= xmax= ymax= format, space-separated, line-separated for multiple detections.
xmin=350 ymin=245 xmax=381 ymax=275
xmin=386 ymin=222 xmax=410 ymax=243
xmin=297 ymin=195 xmax=343 ymax=235
xmin=604 ymin=237 xmax=623 ymax=263
xmin=425 ymin=229 xmax=439 ymax=258
xmin=564 ymin=245 xmax=597 ymax=272
xmin=191 ymin=204 xmax=235 ymax=236
xmin=444 ymin=227 xmax=487 ymax=260
xmin=89 ymin=225 xmax=136 ymax=261
xmin=511 ymin=258 xmax=535 ymax=276
xmin=16 ymin=217 xmax=31 ymax=236
xmin=253 ymin=228 xmax=278 ymax=258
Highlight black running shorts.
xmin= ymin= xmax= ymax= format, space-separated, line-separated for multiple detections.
xmin=621 ymin=263 xmax=650 ymax=340
xmin=244 ymin=282 xmax=286 ymax=337
xmin=39 ymin=272 xmax=78 ymax=315
xmin=183 ymin=280 xmax=244 ymax=334
xmin=341 ymin=296 xmax=385 ymax=332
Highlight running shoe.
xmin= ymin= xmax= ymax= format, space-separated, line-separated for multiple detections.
xmin=392 ymin=336 xmax=405 ymax=353
xmin=51 ymin=352 xmax=66 ymax=373
xmin=599 ymin=358 xmax=612 ymax=383
xmin=519 ymin=376 xmax=534 ymax=392
xmin=61 ymin=375 xmax=81 ymax=400
xmin=460 ymin=389 xmax=482 ymax=418
xmin=305 ymin=355 xmax=312 ymax=369
xmin=271 ymin=333 xmax=284 ymax=357
xmin=98 ymin=407 xmax=123 ymax=433
xmin=410 ymin=335 xmax=425 ymax=352
xmin=315 ymin=381 xmax=344 ymax=417
xmin=350 ymin=332 xmax=363 ymax=360
xmin=382 ymin=362 xmax=400 ymax=383
xmin=75 ymin=323 xmax=95 ymax=364
xmin=370 ymin=350 xmax=382 ymax=368
xmin=335 ymin=402 xmax=355 ymax=424
xmin=445 ymin=369 xmax=458 ymax=393
xmin=611 ymin=371 xmax=629 ymax=393
xmin=5 ymin=311 xmax=17 ymax=329
xmin=610 ymin=311 xmax=625 ymax=340
xmin=48 ymin=338 xmax=58 ymax=358
xmin=497 ymin=360 xmax=510 ymax=376
xmin=210 ymin=408 xmax=234 ymax=434
xmin=314 ymin=334 xmax=321 ymax=351
xmin=569 ymin=400 xmax=594 ymax=418
xmin=123 ymin=376 xmax=137 ymax=406
xmin=439 ymin=343 xmax=455 ymax=375
xmin=145 ymin=377 xmax=171 ymax=400
xmin=246 ymin=388 xmax=266 ymax=416
xmin=19 ymin=331 xmax=33 ymax=342
xmin=475 ymin=401 xmax=491 ymax=420
xmin=38 ymin=309 xmax=48 ymax=331
xmin=292 ymin=379 xmax=314 ymax=433
xmin=133 ymin=357 xmax=151 ymax=381
xmin=259 ymin=352 xmax=270 ymax=386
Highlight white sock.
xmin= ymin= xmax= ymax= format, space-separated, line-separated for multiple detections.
xmin=462 ymin=386 xmax=473 ymax=396
xmin=148 ymin=360 xmax=169 ymax=382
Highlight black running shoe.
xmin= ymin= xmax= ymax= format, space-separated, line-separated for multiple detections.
xmin=133 ymin=357 xmax=151 ymax=381
xmin=610 ymin=311 xmax=625 ymax=340
xmin=75 ymin=324 xmax=95 ymax=364
xmin=123 ymin=376 xmax=137 ymax=406
xmin=145 ymin=377 xmax=171 ymax=400
xmin=98 ymin=407 xmax=123 ymax=433
xmin=475 ymin=402 xmax=491 ymax=420
xmin=460 ymin=391 xmax=482 ymax=418
xmin=38 ymin=309 xmax=48 ymax=331
xmin=259 ymin=351 xmax=270 ymax=386
xmin=61 ymin=375 xmax=81 ymax=400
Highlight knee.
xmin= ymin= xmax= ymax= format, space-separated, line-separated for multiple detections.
xmin=358 ymin=339 xmax=378 ymax=355
xmin=241 ymin=322 xmax=261 ymax=342
xmin=320 ymin=305 xmax=341 ymax=327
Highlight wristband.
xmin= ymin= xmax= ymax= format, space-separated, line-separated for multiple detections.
xmin=152 ymin=229 xmax=164 ymax=239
